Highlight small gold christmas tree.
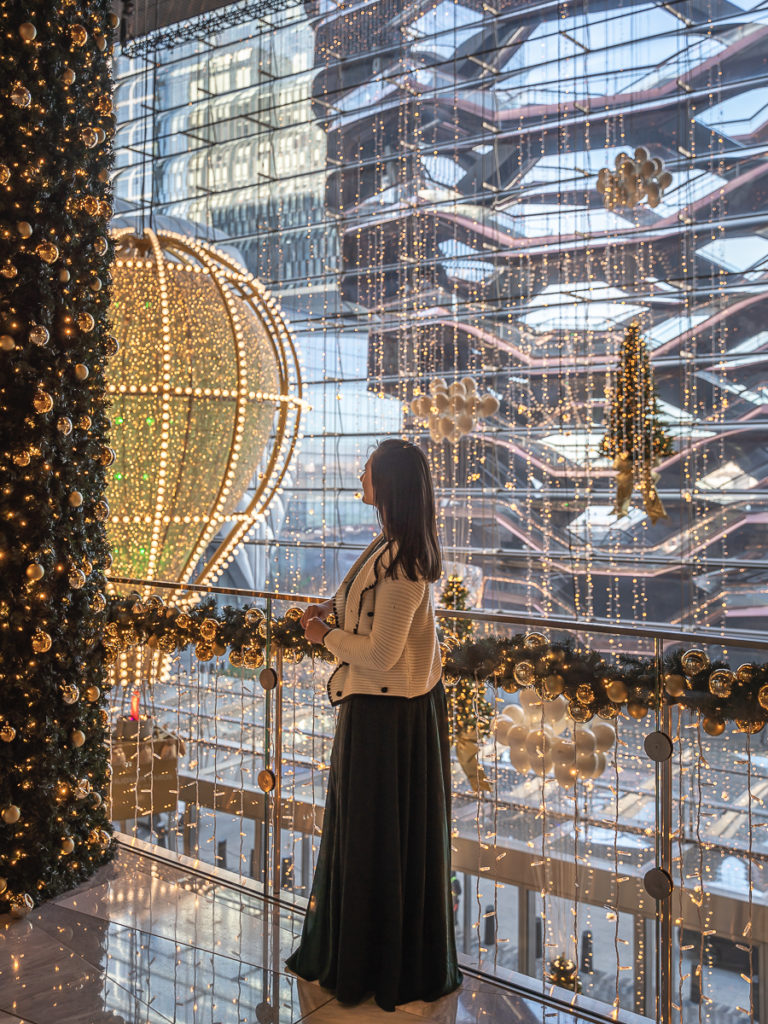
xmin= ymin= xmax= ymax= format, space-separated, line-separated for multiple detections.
xmin=601 ymin=322 xmax=673 ymax=523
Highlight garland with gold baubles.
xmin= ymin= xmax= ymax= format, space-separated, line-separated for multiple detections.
xmin=105 ymin=596 xmax=767 ymax=735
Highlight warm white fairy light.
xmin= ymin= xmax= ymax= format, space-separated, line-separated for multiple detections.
xmin=106 ymin=229 xmax=305 ymax=600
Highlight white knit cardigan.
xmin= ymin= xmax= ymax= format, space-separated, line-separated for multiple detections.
xmin=323 ymin=533 xmax=442 ymax=705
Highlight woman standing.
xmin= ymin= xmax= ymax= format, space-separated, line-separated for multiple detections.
xmin=286 ymin=438 xmax=462 ymax=1012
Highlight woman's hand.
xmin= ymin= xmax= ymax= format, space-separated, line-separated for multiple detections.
xmin=304 ymin=616 xmax=331 ymax=645
xmin=301 ymin=599 xmax=332 ymax=629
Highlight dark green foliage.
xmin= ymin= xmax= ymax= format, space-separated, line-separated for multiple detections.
xmin=0 ymin=1 xmax=115 ymax=911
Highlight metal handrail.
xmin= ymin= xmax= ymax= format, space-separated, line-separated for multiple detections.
xmin=107 ymin=574 xmax=768 ymax=651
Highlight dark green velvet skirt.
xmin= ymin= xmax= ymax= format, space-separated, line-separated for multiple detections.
xmin=285 ymin=680 xmax=462 ymax=1012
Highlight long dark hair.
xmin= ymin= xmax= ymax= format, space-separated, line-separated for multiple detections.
xmin=370 ymin=439 xmax=442 ymax=582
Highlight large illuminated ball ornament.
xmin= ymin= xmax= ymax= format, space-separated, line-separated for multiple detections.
xmin=494 ymin=698 xmax=614 ymax=792
xmin=107 ymin=229 xmax=304 ymax=594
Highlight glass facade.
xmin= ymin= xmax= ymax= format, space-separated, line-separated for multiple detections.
xmin=113 ymin=0 xmax=768 ymax=625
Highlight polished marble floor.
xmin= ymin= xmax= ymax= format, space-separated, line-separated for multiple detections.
xmin=0 ymin=840 xmax=632 ymax=1024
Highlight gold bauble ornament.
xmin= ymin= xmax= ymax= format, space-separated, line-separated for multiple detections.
xmin=94 ymin=500 xmax=110 ymax=522
xmin=0 ymin=724 xmax=16 ymax=742
xmin=18 ymin=21 xmax=37 ymax=41
xmin=0 ymin=878 xmax=6 ymax=895
xmin=176 ymin=614 xmax=191 ymax=630
xmin=76 ymin=311 xmax=95 ymax=332
xmin=245 ymin=607 xmax=263 ymax=627
xmin=74 ymin=363 xmax=89 ymax=380
xmin=33 ymin=389 xmax=53 ymax=414
xmin=68 ymin=491 xmax=83 ymax=507
xmin=243 ymin=646 xmax=264 ymax=669
xmin=57 ymin=416 xmax=73 ymax=436
xmin=663 ymin=673 xmax=685 ymax=697
xmin=11 ymin=84 xmax=31 ymax=108
xmin=0 ymin=334 xmax=15 ymax=350
xmin=35 ymin=241 xmax=59 ymax=263
xmin=195 ymin=642 xmax=214 ymax=661
xmin=0 ymin=164 xmax=9 ymax=184
xmin=736 ymin=664 xmax=754 ymax=684
xmin=576 ymin=684 xmax=594 ymax=705
xmin=627 ymin=701 xmax=648 ymax=720
xmin=286 ymin=606 xmax=303 ymax=621
xmin=757 ymin=685 xmax=768 ymax=711
xmin=523 ymin=631 xmax=547 ymax=651
xmin=94 ymin=236 xmax=109 ymax=256
xmin=69 ymin=23 xmax=88 ymax=45
xmin=77 ymin=414 xmax=92 ymax=431
xmin=568 ymin=700 xmax=593 ymax=723
xmin=708 ymin=669 xmax=735 ymax=699
xmin=605 ymin=679 xmax=628 ymax=703
xmin=200 ymin=618 xmax=218 ymax=641
xmin=61 ymin=684 xmax=79 ymax=704
xmin=68 ymin=568 xmax=86 ymax=589
xmin=9 ymin=893 xmax=34 ymax=918
xmin=85 ymin=686 xmax=100 ymax=702
xmin=29 ymin=324 xmax=50 ymax=346
xmin=60 ymin=67 xmax=75 ymax=85
xmin=70 ymin=729 xmax=86 ymax=748
xmin=61 ymin=837 xmax=75 ymax=855
xmin=17 ymin=220 xmax=33 ymax=237
xmin=25 ymin=562 xmax=44 ymax=582
xmin=736 ymin=719 xmax=764 ymax=735
xmin=2 ymin=805 xmax=21 ymax=824
xmin=74 ymin=779 xmax=91 ymax=799
xmin=80 ymin=128 xmax=99 ymax=148
xmin=680 ymin=649 xmax=710 ymax=677
xmin=542 ymin=673 xmax=564 ymax=698
xmin=146 ymin=595 xmax=164 ymax=611
xmin=513 ymin=660 xmax=536 ymax=686
xmin=31 ymin=629 xmax=52 ymax=653
xmin=58 ymin=267 xmax=70 ymax=282
xmin=91 ymin=591 xmax=106 ymax=613
xmin=229 ymin=650 xmax=243 ymax=668
xmin=597 ymin=704 xmax=619 ymax=720
xmin=12 ymin=450 xmax=29 ymax=466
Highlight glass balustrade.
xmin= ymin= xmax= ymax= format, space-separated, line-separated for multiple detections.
xmin=105 ymin=578 xmax=768 ymax=1023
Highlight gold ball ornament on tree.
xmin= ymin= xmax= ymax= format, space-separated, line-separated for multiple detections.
xmin=29 ymin=324 xmax=50 ymax=347
xmin=199 ymin=618 xmax=218 ymax=641
xmin=35 ymin=241 xmax=59 ymax=263
xmin=60 ymin=837 xmax=75 ymax=855
xmin=736 ymin=664 xmax=755 ymax=684
xmin=25 ymin=562 xmax=44 ymax=582
xmin=681 ymin=649 xmax=710 ymax=677
xmin=0 ymin=724 xmax=16 ymax=742
xmin=663 ymin=673 xmax=685 ymax=697
xmin=61 ymin=684 xmax=80 ymax=704
xmin=69 ymin=23 xmax=88 ymax=45
xmin=568 ymin=700 xmax=593 ymax=723
xmin=576 ymin=684 xmax=594 ymax=705
xmin=17 ymin=220 xmax=33 ymax=237
xmin=106 ymin=228 xmax=303 ymax=599
xmin=2 ymin=805 xmax=21 ymax=824
xmin=18 ymin=21 xmax=37 ymax=41
xmin=70 ymin=729 xmax=86 ymax=748
xmin=758 ymin=685 xmax=768 ymax=711
xmin=10 ymin=84 xmax=31 ymax=108
xmin=33 ymin=389 xmax=54 ymax=414
xmin=736 ymin=719 xmax=764 ymax=735
xmin=68 ymin=491 xmax=83 ymax=507
xmin=31 ymin=629 xmax=51 ymax=653
xmin=627 ymin=701 xmax=648 ymax=720
xmin=0 ymin=334 xmax=15 ymax=351
xmin=85 ymin=686 xmax=100 ymax=702
xmin=60 ymin=67 xmax=76 ymax=85
xmin=57 ymin=416 xmax=73 ymax=436
xmin=604 ymin=679 xmax=628 ymax=703
xmin=523 ymin=631 xmax=547 ymax=651
xmin=74 ymin=363 xmax=89 ymax=381
xmin=513 ymin=660 xmax=536 ymax=687
xmin=68 ymin=568 xmax=86 ymax=589
xmin=93 ymin=500 xmax=110 ymax=522
xmin=708 ymin=669 xmax=735 ymax=699
xmin=76 ymin=312 xmax=95 ymax=332
xmin=0 ymin=163 xmax=9 ymax=185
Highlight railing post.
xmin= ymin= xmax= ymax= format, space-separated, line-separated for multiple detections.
xmin=656 ymin=636 xmax=674 ymax=1024
xmin=272 ymin=645 xmax=283 ymax=898
xmin=263 ymin=595 xmax=272 ymax=888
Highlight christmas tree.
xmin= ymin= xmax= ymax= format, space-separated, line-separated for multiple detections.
xmin=548 ymin=953 xmax=582 ymax=993
xmin=600 ymin=322 xmax=673 ymax=523
xmin=0 ymin=0 xmax=117 ymax=915
xmin=441 ymin=573 xmax=472 ymax=639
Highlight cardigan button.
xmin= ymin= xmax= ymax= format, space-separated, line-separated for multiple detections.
xmin=336 ymin=690 xmax=342 ymax=697
xmin=367 ymin=611 xmax=374 ymax=617
xmin=381 ymin=686 xmax=388 ymax=693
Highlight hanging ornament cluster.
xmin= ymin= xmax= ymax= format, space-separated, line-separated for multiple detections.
xmin=596 ymin=147 xmax=673 ymax=210
xmin=493 ymin=689 xmax=614 ymax=790
xmin=547 ymin=953 xmax=582 ymax=993
xmin=409 ymin=376 xmax=499 ymax=444
xmin=600 ymin=322 xmax=673 ymax=523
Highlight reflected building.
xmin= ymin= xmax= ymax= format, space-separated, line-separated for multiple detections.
xmin=306 ymin=0 xmax=768 ymax=628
